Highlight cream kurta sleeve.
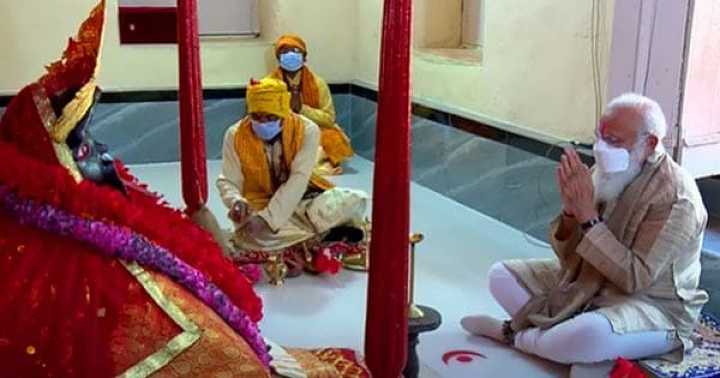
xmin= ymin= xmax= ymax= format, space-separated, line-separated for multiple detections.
xmin=576 ymin=198 xmax=703 ymax=295
xmin=299 ymin=76 xmax=336 ymax=129
xmin=257 ymin=117 xmax=320 ymax=232
xmin=548 ymin=215 xmax=583 ymax=268
xmin=216 ymin=123 xmax=246 ymax=209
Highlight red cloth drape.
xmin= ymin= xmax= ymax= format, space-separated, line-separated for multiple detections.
xmin=177 ymin=0 xmax=208 ymax=214
xmin=364 ymin=0 xmax=413 ymax=376
xmin=0 ymin=212 xmax=134 ymax=377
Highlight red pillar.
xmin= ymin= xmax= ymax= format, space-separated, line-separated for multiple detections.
xmin=364 ymin=0 xmax=413 ymax=376
xmin=177 ymin=0 xmax=208 ymax=214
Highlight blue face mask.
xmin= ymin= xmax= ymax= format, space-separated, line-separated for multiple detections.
xmin=279 ymin=51 xmax=304 ymax=72
xmin=251 ymin=119 xmax=282 ymax=141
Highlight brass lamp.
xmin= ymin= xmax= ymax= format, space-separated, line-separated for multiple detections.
xmin=408 ymin=233 xmax=424 ymax=319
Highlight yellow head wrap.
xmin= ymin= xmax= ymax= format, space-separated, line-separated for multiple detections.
xmin=275 ymin=34 xmax=307 ymax=55
xmin=246 ymin=78 xmax=290 ymax=119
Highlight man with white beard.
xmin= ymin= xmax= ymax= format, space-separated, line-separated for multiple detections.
xmin=461 ymin=93 xmax=709 ymax=366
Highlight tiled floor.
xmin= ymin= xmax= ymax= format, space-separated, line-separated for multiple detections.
xmin=701 ymin=216 xmax=720 ymax=317
xmin=88 ymin=95 xmax=352 ymax=164
xmin=130 ymin=157 xmax=569 ymax=378
xmin=699 ymin=178 xmax=720 ymax=255
xmin=705 ymin=217 xmax=720 ymax=255
xmin=349 ymin=96 xmax=563 ymax=242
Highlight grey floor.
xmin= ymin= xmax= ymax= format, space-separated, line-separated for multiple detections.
xmin=698 ymin=179 xmax=720 ymax=317
xmin=700 ymin=217 xmax=720 ymax=317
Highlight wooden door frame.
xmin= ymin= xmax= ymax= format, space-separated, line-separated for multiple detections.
xmin=606 ymin=0 xmax=693 ymax=162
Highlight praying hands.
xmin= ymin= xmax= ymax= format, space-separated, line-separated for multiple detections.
xmin=557 ymin=148 xmax=598 ymax=224
xmin=290 ymin=87 xmax=303 ymax=113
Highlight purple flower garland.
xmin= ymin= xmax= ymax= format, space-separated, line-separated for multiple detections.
xmin=0 ymin=187 xmax=271 ymax=367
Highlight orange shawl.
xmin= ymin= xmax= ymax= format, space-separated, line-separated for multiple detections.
xmin=269 ymin=67 xmax=353 ymax=166
xmin=270 ymin=67 xmax=321 ymax=108
xmin=234 ymin=114 xmax=333 ymax=210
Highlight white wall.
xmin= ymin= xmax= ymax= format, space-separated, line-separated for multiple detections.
xmin=355 ymin=0 xmax=615 ymax=143
xmin=0 ymin=0 xmax=355 ymax=94
xmin=413 ymin=0 xmax=463 ymax=48
xmin=2 ymin=0 xmax=615 ymax=143
xmin=462 ymin=0 xmax=485 ymax=47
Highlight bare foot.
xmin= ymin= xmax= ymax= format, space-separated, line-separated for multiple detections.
xmin=461 ymin=315 xmax=507 ymax=343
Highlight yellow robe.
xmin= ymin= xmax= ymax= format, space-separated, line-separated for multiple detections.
xmin=269 ymin=68 xmax=353 ymax=169
xmin=217 ymin=115 xmax=367 ymax=252
xmin=233 ymin=113 xmax=332 ymax=211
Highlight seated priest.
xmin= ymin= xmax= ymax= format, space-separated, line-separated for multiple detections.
xmin=217 ymin=78 xmax=369 ymax=281
xmin=268 ymin=34 xmax=353 ymax=176
xmin=461 ymin=93 xmax=708 ymax=366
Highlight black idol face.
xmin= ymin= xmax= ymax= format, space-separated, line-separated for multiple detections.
xmin=54 ymin=87 xmax=125 ymax=193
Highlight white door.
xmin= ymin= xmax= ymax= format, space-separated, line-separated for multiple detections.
xmin=678 ymin=1 xmax=720 ymax=178
xmin=607 ymin=0 xmax=720 ymax=178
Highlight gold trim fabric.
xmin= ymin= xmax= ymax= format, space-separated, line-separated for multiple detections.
xmin=138 ymin=270 xmax=270 ymax=377
xmin=117 ymin=262 xmax=201 ymax=378
xmin=30 ymin=86 xmax=83 ymax=182
xmin=52 ymin=82 xmax=97 ymax=143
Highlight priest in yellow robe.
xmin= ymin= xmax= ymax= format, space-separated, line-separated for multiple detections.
xmin=268 ymin=34 xmax=354 ymax=175
xmin=217 ymin=78 xmax=367 ymax=276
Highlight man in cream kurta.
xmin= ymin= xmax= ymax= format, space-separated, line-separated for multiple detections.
xmin=462 ymin=94 xmax=709 ymax=366
xmin=217 ymin=78 xmax=367 ymax=254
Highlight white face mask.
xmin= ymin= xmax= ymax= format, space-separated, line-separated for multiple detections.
xmin=593 ymin=138 xmax=630 ymax=173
